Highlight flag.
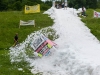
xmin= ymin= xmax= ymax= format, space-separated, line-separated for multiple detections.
xmin=25 ymin=4 xmax=40 ymax=14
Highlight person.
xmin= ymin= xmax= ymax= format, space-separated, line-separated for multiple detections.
xmin=62 ymin=2 xmax=64 ymax=8
xmin=64 ymin=1 xmax=67 ymax=10
xmin=81 ymin=6 xmax=86 ymax=16
xmin=13 ymin=33 xmax=18 ymax=46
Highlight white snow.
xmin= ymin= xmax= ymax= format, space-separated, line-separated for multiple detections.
xmin=9 ymin=7 xmax=100 ymax=75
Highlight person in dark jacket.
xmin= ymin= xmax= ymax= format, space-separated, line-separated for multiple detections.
xmin=13 ymin=33 xmax=18 ymax=46
xmin=82 ymin=6 xmax=86 ymax=16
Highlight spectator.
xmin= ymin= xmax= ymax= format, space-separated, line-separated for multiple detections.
xmin=13 ymin=33 xmax=18 ymax=46
xmin=64 ymin=0 xmax=67 ymax=10
xmin=62 ymin=2 xmax=64 ymax=8
xmin=82 ymin=6 xmax=86 ymax=16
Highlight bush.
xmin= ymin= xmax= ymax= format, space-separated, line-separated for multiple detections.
xmin=40 ymin=3 xmax=51 ymax=11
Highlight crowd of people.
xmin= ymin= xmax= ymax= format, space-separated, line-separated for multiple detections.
xmin=55 ymin=2 xmax=67 ymax=9
xmin=54 ymin=1 xmax=87 ymax=17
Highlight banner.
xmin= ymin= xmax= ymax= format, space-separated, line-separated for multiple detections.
xmin=94 ymin=11 xmax=100 ymax=18
xmin=25 ymin=4 xmax=40 ymax=14
xmin=19 ymin=20 xmax=35 ymax=28
xmin=30 ymin=34 xmax=56 ymax=57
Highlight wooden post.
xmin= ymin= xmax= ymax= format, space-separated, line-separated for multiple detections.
xmin=34 ymin=20 xmax=35 ymax=27
xmin=19 ymin=20 xmax=21 ymax=28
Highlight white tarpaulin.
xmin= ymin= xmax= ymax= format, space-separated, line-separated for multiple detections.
xmin=19 ymin=20 xmax=35 ymax=28
xmin=94 ymin=11 xmax=100 ymax=18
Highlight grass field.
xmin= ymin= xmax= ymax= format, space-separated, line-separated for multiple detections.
xmin=0 ymin=9 xmax=100 ymax=75
xmin=0 ymin=11 xmax=53 ymax=49
xmin=0 ymin=50 xmax=34 ymax=75
xmin=0 ymin=11 xmax=53 ymax=75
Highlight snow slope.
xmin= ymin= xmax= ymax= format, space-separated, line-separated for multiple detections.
xmin=10 ymin=7 xmax=100 ymax=75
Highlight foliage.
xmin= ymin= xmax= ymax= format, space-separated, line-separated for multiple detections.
xmin=0 ymin=0 xmax=8 ymax=11
xmin=40 ymin=3 xmax=51 ymax=11
xmin=0 ymin=0 xmax=52 ymax=11
xmin=68 ymin=0 xmax=98 ymax=9
xmin=0 ymin=0 xmax=100 ymax=11
xmin=97 ymin=0 xmax=100 ymax=8
xmin=13 ymin=1 xmax=22 ymax=10
xmin=45 ymin=1 xmax=52 ymax=7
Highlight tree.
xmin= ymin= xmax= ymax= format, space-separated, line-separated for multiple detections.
xmin=13 ymin=1 xmax=22 ymax=10
xmin=97 ymin=0 xmax=100 ymax=8
xmin=86 ymin=0 xmax=97 ymax=9
xmin=68 ymin=0 xmax=97 ymax=9
xmin=0 ymin=0 xmax=8 ymax=11
xmin=45 ymin=1 xmax=52 ymax=6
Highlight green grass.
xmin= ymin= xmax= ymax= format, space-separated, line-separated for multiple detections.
xmin=1 ymin=9 xmax=100 ymax=75
xmin=0 ymin=50 xmax=41 ymax=75
xmin=81 ymin=9 xmax=100 ymax=40
xmin=0 ymin=11 xmax=53 ymax=75
xmin=0 ymin=11 xmax=53 ymax=49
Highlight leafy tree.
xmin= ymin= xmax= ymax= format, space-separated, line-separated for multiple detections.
xmin=40 ymin=3 xmax=51 ymax=10
xmin=0 ymin=0 xmax=8 ymax=11
xmin=86 ymin=0 xmax=97 ymax=9
xmin=45 ymin=1 xmax=52 ymax=7
xmin=0 ymin=0 xmax=99 ymax=11
xmin=68 ymin=0 xmax=97 ymax=9
xmin=13 ymin=1 xmax=22 ymax=10
xmin=97 ymin=0 xmax=100 ymax=8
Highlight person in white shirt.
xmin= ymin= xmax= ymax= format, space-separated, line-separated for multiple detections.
xmin=64 ymin=0 xmax=67 ymax=9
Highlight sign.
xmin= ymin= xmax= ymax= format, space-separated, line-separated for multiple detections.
xmin=30 ymin=34 xmax=56 ymax=57
xmin=25 ymin=4 xmax=40 ymax=14
xmin=19 ymin=20 xmax=35 ymax=28
xmin=31 ymin=36 xmax=45 ymax=50
xmin=94 ymin=11 xmax=100 ymax=18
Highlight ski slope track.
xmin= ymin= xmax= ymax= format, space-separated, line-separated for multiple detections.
xmin=10 ymin=7 xmax=100 ymax=75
